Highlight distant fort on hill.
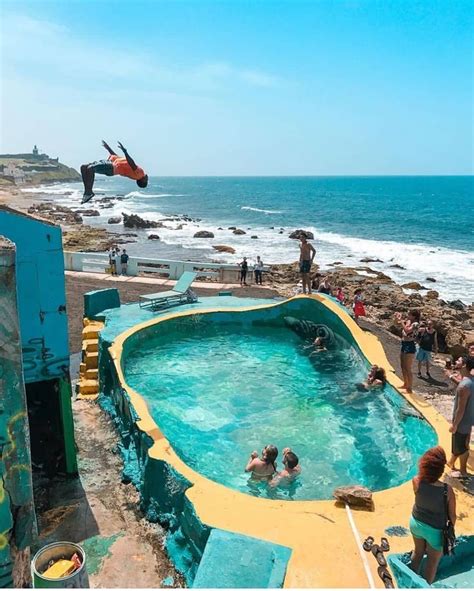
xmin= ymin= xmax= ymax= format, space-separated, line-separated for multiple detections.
xmin=0 ymin=145 xmax=81 ymax=186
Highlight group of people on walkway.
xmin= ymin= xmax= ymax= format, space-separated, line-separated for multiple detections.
xmin=238 ymin=256 xmax=264 ymax=286
xmin=108 ymin=247 xmax=129 ymax=276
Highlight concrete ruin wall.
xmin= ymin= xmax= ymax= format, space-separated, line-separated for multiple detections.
xmin=0 ymin=207 xmax=69 ymax=384
xmin=0 ymin=237 xmax=36 ymax=588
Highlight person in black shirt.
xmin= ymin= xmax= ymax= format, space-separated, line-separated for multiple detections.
xmin=120 ymin=249 xmax=129 ymax=276
xmin=239 ymin=257 xmax=248 ymax=286
xmin=416 ymin=321 xmax=438 ymax=379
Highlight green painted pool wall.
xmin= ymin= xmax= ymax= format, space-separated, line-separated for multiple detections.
xmin=0 ymin=238 xmax=36 ymax=588
xmin=388 ymin=535 xmax=474 ymax=589
xmin=84 ymin=288 xmax=120 ymax=319
xmin=0 ymin=208 xmax=77 ymax=475
xmin=98 ymin=341 xmax=211 ymax=585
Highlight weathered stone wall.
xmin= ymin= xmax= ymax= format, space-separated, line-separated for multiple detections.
xmin=0 ymin=237 xmax=36 ymax=588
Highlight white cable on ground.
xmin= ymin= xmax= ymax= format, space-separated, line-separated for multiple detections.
xmin=345 ymin=503 xmax=377 ymax=589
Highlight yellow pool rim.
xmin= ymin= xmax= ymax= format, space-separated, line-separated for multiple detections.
xmin=107 ymin=294 xmax=473 ymax=588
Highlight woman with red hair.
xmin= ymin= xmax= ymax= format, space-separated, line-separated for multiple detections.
xmin=409 ymin=446 xmax=456 ymax=583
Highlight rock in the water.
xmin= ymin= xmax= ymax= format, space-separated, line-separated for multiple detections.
xmin=402 ymin=282 xmax=425 ymax=290
xmin=228 ymin=226 xmax=236 ymax=230
xmin=360 ymin=257 xmax=383 ymax=263
xmin=108 ymin=216 xmax=122 ymax=224
xmin=426 ymin=277 xmax=437 ymax=282
xmin=148 ymin=234 xmax=160 ymax=240
xmin=289 ymin=229 xmax=314 ymax=240
xmin=251 ymin=235 xmax=258 ymax=239
xmin=213 ymin=245 xmax=236 ymax=254
xmin=233 ymin=228 xmax=246 ymax=235
xmin=217 ymin=227 xmax=224 ymax=230
xmin=194 ymin=230 xmax=215 ymax=238
xmin=390 ymin=264 xmax=405 ymax=269
xmin=449 ymin=300 xmax=466 ymax=311
xmin=333 ymin=485 xmax=374 ymax=509
xmin=79 ymin=209 xmax=100 ymax=216
xmin=122 ymin=212 xmax=160 ymax=229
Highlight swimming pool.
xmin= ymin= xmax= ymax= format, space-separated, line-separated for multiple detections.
xmin=122 ymin=311 xmax=437 ymax=501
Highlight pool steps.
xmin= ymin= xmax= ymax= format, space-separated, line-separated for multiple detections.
xmin=77 ymin=318 xmax=104 ymax=399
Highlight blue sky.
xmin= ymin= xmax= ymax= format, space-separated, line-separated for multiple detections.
xmin=1 ymin=0 xmax=472 ymax=175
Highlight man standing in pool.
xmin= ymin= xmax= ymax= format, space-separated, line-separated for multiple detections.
xmin=299 ymin=234 xmax=316 ymax=294
xmin=80 ymin=140 xmax=148 ymax=203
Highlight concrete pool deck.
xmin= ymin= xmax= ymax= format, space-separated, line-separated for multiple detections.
xmin=97 ymin=294 xmax=473 ymax=588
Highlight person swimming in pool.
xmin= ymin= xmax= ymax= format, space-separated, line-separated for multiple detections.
xmin=270 ymin=448 xmax=301 ymax=487
xmin=245 ymin=445 xmax=278 ymax=479
xmin=358 ymin=365 xmax=387 ymax=390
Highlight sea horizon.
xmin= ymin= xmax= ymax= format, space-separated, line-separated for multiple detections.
xmin=23 ymin=174 xmax=474 ymax=303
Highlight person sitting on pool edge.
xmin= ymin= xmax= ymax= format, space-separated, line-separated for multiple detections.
xmin=245 ymin=445 xmax=278 ymax=479
xmin=358 ymin=365 xmax=387 ymax=390
xmin=270 ymin=448 xmax=301 ymax=487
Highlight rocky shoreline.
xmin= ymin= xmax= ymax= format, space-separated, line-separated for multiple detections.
xmin=3 ymin=191 xmax=473 ymax=357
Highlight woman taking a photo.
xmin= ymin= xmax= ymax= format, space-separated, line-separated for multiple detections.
xmin=395 ymin=309 xmax=420 ymax=393
xmin=409 ymin=446 xmax=456 ymax=584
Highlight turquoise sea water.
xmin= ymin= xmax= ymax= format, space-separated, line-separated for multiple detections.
xmin=124 ymin=320 xmax=437 ymax=500
xmin=32 ymin=175 xmax=473 ymax=301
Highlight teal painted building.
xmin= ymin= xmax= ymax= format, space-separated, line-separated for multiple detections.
xmin=0 ymin=207 xmax=77 ymax=586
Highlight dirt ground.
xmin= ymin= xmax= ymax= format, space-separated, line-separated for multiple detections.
xmin=33 ymin=396 xmax=185 ymax=588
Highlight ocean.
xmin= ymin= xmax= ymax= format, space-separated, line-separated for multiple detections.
xmin=23 ymin=175 xmax=473 ymax=303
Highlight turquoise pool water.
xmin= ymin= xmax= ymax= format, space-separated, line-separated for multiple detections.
xmin=124 ymin=318 xmax=437 ymax=500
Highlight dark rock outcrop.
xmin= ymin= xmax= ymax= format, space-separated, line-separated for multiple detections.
xmin=233 ymin=229 xmax=246 ymax=235
xmin=194 ymin=230 xmax=215 ymax=238
xmin=148 ymin=234 xmax=160 ymax=240
xmin=108 ymin=216 xmax=122 ymax=224
xmin=289 ymin=229 xmax=314 ymax=240
xmin=122 ymin=212 xmax=161 ymax=229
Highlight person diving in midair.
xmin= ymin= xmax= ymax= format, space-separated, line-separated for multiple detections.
xmin=80 ymin=140 xmax=148 ymax=203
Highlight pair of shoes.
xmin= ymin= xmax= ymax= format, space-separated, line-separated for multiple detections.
xmin=378 ymin=566 xmax=394 ymax=588
xmin=362 ymin=537 xmax=390 ymax=553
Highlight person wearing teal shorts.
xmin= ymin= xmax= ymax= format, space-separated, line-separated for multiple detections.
xmin=409 ymin=446 xmax=456 ymax=584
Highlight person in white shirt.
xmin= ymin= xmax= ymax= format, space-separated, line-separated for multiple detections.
xmin=254 ymin=256 xmax=264 ymax=285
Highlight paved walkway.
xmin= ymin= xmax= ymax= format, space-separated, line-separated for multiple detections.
xmin=65 ymin=270 xmax=263 ymax=292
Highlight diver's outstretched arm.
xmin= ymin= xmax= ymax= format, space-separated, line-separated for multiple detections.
xmin=102 ymin=140 xmax=117 ymax=156
xmin=117 ymin=141 xmax=138 ymax=171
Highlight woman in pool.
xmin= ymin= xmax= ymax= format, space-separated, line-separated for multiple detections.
xmin=359 ymin=365 xmax=387 ymax=390
xmin=245 ymin=445 xmax=278 ymax=479
xmin=409 ymin=446 xmax=456 ymax=584
xmin=395 ymin=309 xmax=420 ymax=393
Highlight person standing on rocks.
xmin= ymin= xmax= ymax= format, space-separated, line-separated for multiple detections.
xmin=416 ymin=321 xmax=439 ymax=379
xmin=395 ymin=310 xmax=420 ymax=394
xmin=299 ymin=235 xmax=316 ymax=294
xmin=81 ymin=140 xmax=148 ymax=203
xmin=447 ymin=356 xmax=474 ymax=478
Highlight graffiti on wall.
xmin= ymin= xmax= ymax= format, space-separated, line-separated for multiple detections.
xmin=0 ymin=239 xmax=35 ymax=587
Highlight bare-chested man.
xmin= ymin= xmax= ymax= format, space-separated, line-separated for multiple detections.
xmin=299 ymin=235 xmax=316 ymax=294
